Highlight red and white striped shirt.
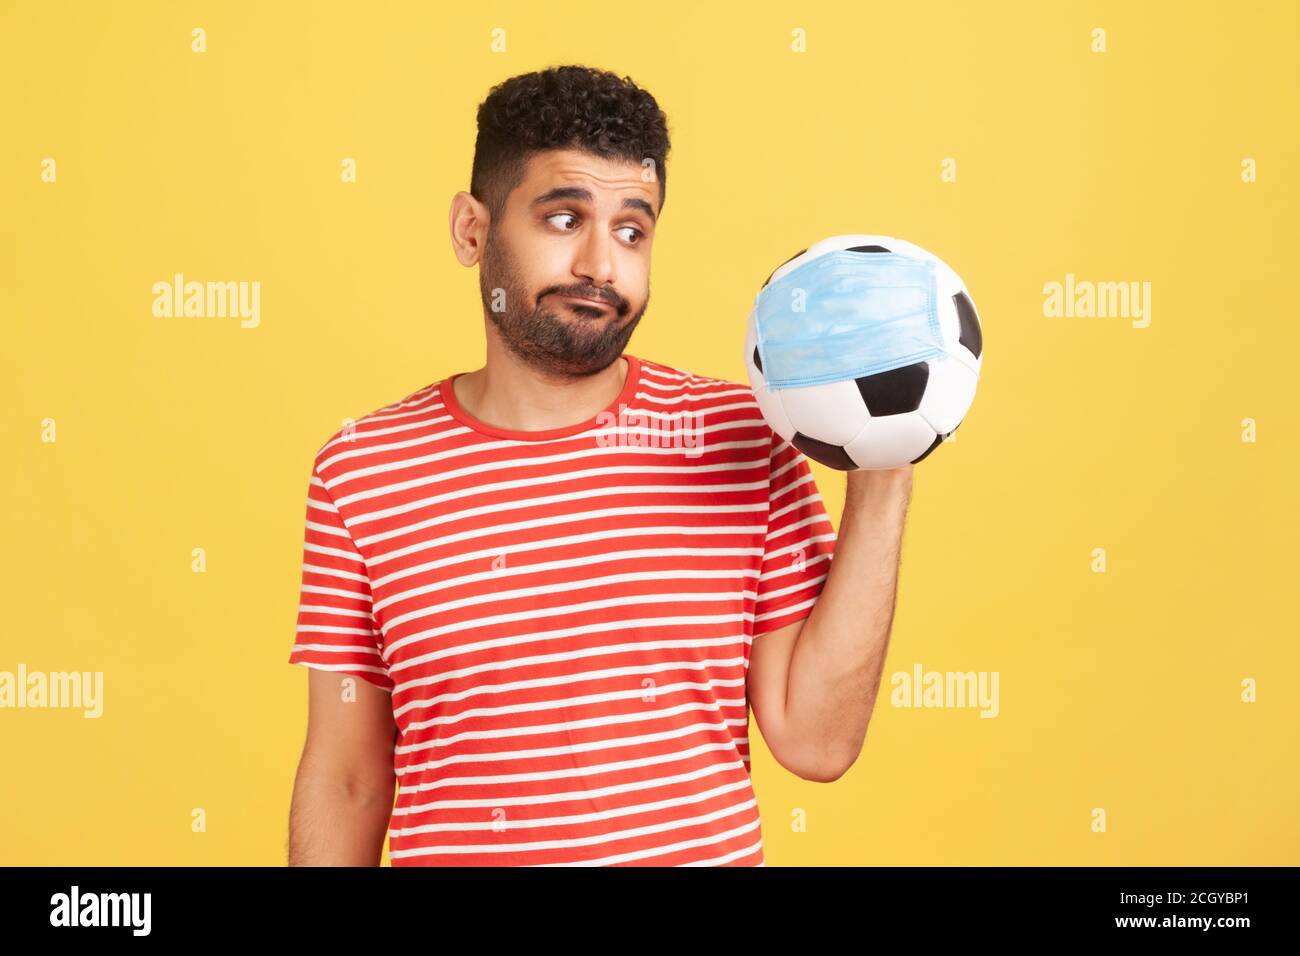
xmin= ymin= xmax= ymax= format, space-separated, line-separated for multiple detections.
xmin=289 ymin=353 xmax=837 ymax=865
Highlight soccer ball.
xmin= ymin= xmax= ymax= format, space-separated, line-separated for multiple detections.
xmin=744 ymin=234 xmax=983 ymax=470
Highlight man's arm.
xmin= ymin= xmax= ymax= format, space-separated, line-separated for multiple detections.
xmin=288 ymin=669 xmax=398 ymax=866
xmin=747 ymin=465 xmax=913 ymax=782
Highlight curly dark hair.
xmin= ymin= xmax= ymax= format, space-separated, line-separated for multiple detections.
xmin=470 ymin=64 xmax=672 ymax=223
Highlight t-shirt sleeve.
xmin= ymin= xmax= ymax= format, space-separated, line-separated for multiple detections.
xmin=753 ymin=432 xmax=838 ymax=637
xmin=287 ymin=462 xmax=394 ymax=691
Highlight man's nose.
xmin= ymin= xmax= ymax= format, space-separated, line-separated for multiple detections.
xmin=572 ymin=228 xmax=617 ymax=289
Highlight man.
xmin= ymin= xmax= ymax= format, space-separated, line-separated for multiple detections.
xmin=287 ymin=64 xmax=913 ymax=866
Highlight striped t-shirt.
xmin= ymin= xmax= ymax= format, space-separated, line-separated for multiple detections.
xmin=288 ymin=352 xmax=837 ymax=866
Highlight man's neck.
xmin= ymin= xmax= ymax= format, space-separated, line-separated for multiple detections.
xmin=453 ymin=347 xmax=629 ymax=433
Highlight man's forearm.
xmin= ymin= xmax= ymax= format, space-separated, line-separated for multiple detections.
xmin=288 ymin=754 xmax=396 ymax=866
xmin=783 ymin=466 xmax=913 ymax=779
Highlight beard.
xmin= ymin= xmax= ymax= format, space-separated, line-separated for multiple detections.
xmin=478 ymin=230 xmax=646 ymax=380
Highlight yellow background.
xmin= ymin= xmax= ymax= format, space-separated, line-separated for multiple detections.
xmin=2 ymin=0 xmax=1296 ymax=865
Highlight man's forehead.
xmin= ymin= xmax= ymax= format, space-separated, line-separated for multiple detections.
xmin=520 ymin=150 xmax=658 ymax=215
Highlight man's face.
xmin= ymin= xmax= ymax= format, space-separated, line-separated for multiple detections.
xmin=478 ymin=148 xmax=658 ymax=378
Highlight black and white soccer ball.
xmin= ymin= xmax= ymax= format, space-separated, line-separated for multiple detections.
xmin=744 ymin=234 xmax=983 ymax=470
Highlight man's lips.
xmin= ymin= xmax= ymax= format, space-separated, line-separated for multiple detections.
xmin=556 ymin=293 xmax=614 ymax=311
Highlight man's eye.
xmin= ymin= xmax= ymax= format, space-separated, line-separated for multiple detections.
xmin=547 ymin=214 xmax=642 ymax=245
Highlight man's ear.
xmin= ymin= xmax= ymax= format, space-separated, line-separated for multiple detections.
xmin=449 ymin=190 xmax=490 ymax=266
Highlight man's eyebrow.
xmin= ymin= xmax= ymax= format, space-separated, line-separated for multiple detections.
xmin=531 ymin=185 xmax=657 ymax=222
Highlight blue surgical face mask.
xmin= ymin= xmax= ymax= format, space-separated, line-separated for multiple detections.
xmin=753 ymin=250 xmax=946 ymax=389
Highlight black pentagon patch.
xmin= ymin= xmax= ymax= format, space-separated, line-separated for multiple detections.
xmin=752 ymin=345 xmax=762 ymax=374
xmin=910 ymin=432 xmax=945 ymax=464
xmin=792 ymin=433 xmax=858 ymax=471
xmin=855 ymin=362 xmax=929 ymax=416
xmin=846 ymin=244 xmax=891 ymax=253
xmin=952 ymin=291 xmax=982 ymax=359
xmin=762 ymin=247 xmax=808 ymax=289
